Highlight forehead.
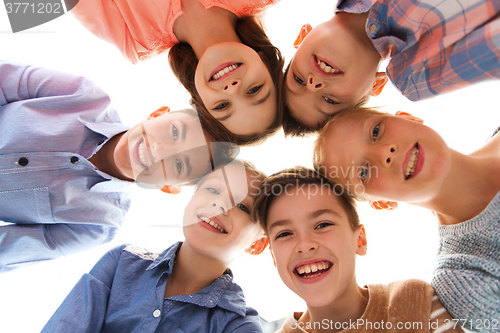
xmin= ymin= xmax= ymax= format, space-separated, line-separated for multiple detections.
xmin=267 ymin=184 xmax=349 ymax=223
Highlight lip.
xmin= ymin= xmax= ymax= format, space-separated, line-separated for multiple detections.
xmin=402 ymin=143 xmax=424 ymax=180
xmin=197 ymin=214 xmax=228 ymax=234
xmin=208 ymin=62 xmax=242 ymax=82
xmin=132 ymin=137 xmax=148 ymax=171
xmin=312 ymin=55 xmax=343 ymax=78
xmin=293 ymin=258 xmax=333 ymax=284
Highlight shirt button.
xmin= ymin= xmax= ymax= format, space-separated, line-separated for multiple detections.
xmin=153 ymin=309 xmax=161 ymax=318
xmin=17 ymin=157 xmax=29 ymax=166
xmin=70 ymin=156 xmax=79 ymax=164
xmin=369 ymin=24 xmax=376 ymax=34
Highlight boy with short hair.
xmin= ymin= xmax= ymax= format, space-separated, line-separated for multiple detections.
xmin=252 ymin=167 xmax=463 ymax=332
xmin=283 ymin=0 xmax=500 ymax=135
xmin=0 ymin=61 xmax=235 ymax=272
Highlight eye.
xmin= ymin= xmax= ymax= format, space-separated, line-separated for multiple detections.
xmin=323 ymin=96 xmax=337 ymax=105
xmin=175 ymin=159 xmax=183 ymax=174
xmin=293 ymin=74 xmax=305 ymax=85
xmin=372 ymin=124 xmax=380 ymax=141
xmin=247 ymin=85 xmax=263 ymax=95
xmin=237 ymin=203 xmax=250 ymax=214
xmin=214 ymin=102 xmax=229 ymax=110
xmin=207 ymin=187 xmax=220 ymax=195
xmin=275 ymin=231 xmax=292 ymax=240
xmin=172 ymin=124 xmax=179 ymax=141
xmin=359 ymin=164 xmax=369 ymax=183
xmin=315 ymin=222 xmax=333 ymax=230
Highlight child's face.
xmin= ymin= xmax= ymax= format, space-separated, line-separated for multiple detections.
xmin=286 ymin=20 xmax=382 ymax=129
xmin=194 ymin=42 xmax=277 ymax=136
xmin=322 ymin=113 xmax=452 ymax=203
xmin=114 ymin=111 xmax=211 ymax=186
xmin=266 ymin=187 xmax=365 ymax=308
xmin=183 ymin=162 xmax=264 ymax=262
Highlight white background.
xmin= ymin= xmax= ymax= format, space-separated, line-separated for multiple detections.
xmin=1 ymin=0 xmax=499 ymax=331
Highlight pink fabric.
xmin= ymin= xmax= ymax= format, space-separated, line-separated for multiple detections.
xmin=72 ymin=0 xmax=277 ymax=64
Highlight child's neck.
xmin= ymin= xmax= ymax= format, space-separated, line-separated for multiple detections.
xmin=414 ymin=146 xmax=500 ymax=225
xmin=88 ymin=133 xmax=133 ymax=181
xmin=300 ymin=283 xmax=368 ymax=333
xmin=164 ymin=241 xmax=230 ymax=298
xmin=173 ymin=0 xmax=240 ymax=59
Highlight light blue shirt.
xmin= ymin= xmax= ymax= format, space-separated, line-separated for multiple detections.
xmin=0 ymin=61 xmax=131 ymax=272
xmin=42 ymin=242 xmax=263 ymax=333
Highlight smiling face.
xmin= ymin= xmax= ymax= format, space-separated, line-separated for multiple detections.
xmin=266 ymin=187 xmax=366 ymax=308
xmin=182 ymin=162 xmax=264 ymax=262
xmin=321 ymin=113 xmax=452 ymax=203
xmin=114 ymin=110 xmax=211 ymax=186
xmin=286 ymin=17 xmax=383 ymax=129
xmin=194 ymin=42 xmax=277 ymax=136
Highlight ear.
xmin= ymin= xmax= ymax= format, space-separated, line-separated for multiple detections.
xmin=395 ymin=111 xmax=424 ymax=124
xmin=370 ymin=72 xmax=388 ymax=96
xmin=148 ymin=106 xmax=170 ymax=120
xmin=270 ymin=248 xmax=277 ymax=267
xmin=356 ymin=225 xmax=367 ymax=256
xmin=293 ymin=23 xmax=313 ymax=49
xmin=245 ymin=236 xmax=269 ymax=255
xmin=369 ymin=200 xmax=398 ymax=210
xmin=159 ymin=185 xmax=181 ymax=194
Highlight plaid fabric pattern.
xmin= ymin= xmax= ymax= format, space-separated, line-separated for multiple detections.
xmin=338 ymin=0 xmax=500 ymax=101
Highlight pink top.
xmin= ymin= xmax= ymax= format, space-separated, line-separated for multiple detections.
xmin=72 ymin=0 xmax=277 ymax=64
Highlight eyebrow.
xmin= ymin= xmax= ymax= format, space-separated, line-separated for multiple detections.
xmin=251 ymin=89 xmax=271 ymax=106
xmin=181 ymin=121 xmax=187 ymax=141
xmin=185 ymin=156 xmax=192 ymax=178
xmin=267 ymin=209 xmax=343 ymax=233
xmin=214 ymin=110 xmax=233 ymax=122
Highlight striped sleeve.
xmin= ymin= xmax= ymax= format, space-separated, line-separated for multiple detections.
xmin=430 ymin=294 xmax=465 ymax=333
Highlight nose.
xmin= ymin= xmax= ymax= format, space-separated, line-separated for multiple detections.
xmin=375 ymin=144 xmax=396 ymax=167
xmin=295 ymin=234 xmax=317 ymax=254
xmin=307 ymin=74 xmax=324 ymax=92
xmin=211 ymin=201 xmax=227 ymax=214
xmin=150 ymin=141 xmax=174 ymax=162
xmin=223 ymin=80 xmax=240 ymax=92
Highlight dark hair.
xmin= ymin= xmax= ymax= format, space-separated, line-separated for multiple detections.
xmin=169 ymin=15 xmax=285 ymax=146
xmin=281 ymin=63 xmax=371 ymax=138
xmin=252 ymin=166 xmax=360 ymax=233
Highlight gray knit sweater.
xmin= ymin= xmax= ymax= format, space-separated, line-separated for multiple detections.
xmin=432 ymin=191 xmax=500 ymax=332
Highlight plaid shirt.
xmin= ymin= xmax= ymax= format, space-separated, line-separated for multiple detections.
xmin=337 ymin=0 xmax=500 ymax=101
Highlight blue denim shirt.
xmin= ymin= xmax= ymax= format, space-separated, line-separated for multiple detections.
xmin=42 ymin=242 xmax=263 ymax=333
xmin=0 ymin=61 xmax=131 ymax=272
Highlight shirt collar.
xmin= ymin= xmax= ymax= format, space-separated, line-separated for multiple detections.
xmin=148 ymin=242 xmax=247 ymax=316
xmin=84 ymin=107 xmax=130 ymax=140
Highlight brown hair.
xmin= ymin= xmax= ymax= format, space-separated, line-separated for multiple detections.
xmin=281 ymin=63 xmax=371 ymax=137
xmin=252 ymin=166 xmax=360 ymax=233
xmin=169 ymin=16 xmax=285 ymax=146
xmin=312 ymin=107 xmax=389 ymax=199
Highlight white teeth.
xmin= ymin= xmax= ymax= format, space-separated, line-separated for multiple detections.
xmin=211 ymin=64 xmax=240 ymax=80
xmin=405 ymin=146 xmax=419 ymax=179
xmin=199 ymin=216 xmax=226 ymax=233
xmin=138 ymin=141 xmax=147 ymax=167
xmin=296 ymin=261 xmax=332 ymax=278
xmin=317 ymin=58 xmax=341 ymax=74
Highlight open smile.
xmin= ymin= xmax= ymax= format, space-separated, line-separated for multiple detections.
xmin=198 ymin=215 xmax=227 ymax=234
xmin=209 ymin=63 xmax=242 ymax=81
xmin=294 ymin=260 xmax=332 ymax=281
xmin=313 ymin=56 xmax=343 ymax=77
xmin=403 ymin=143 xmax=424 ymax=180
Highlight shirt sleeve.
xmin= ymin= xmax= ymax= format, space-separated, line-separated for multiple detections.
xmin=0 ymin=223 xmax=118 ymax=273
xmin=429 ymin=293 xmax=465 ymax=333
xmin=0 ymin=60 xmax=108 ymax=107
xmin=40 ymin=246 xmax=126 ymax=333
